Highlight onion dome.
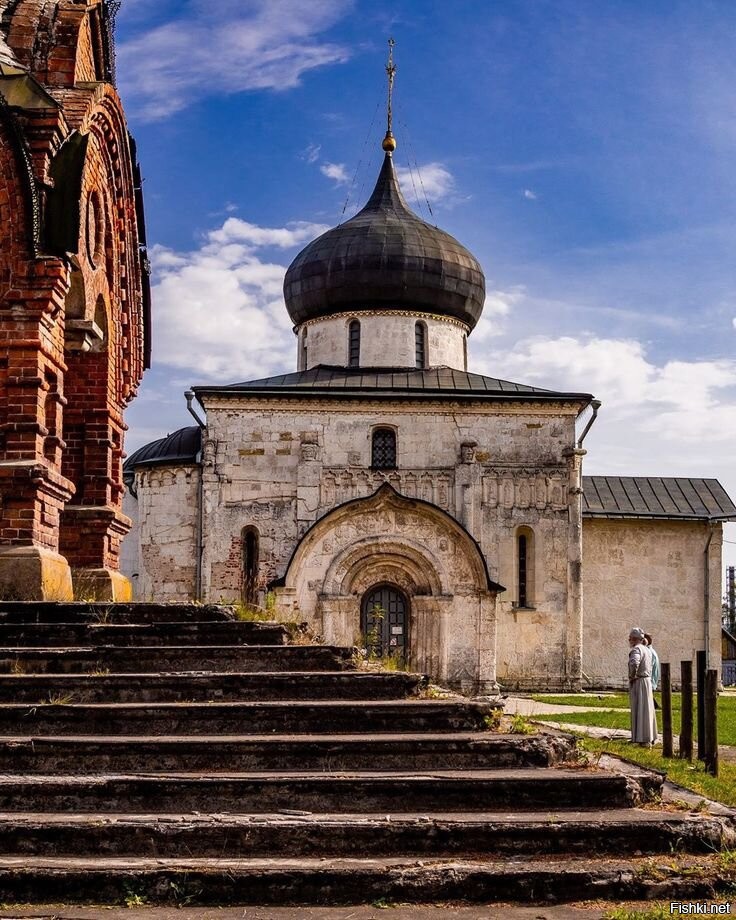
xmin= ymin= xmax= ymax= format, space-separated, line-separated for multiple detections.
xmin=283 ymin=151 xmax=486 ymax=329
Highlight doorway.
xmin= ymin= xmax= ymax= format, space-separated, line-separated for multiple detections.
xmin=361 ymin=584 xmax=408 ymax=659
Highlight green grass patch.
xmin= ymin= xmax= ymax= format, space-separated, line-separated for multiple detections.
xmin=580 ymin=735 xmax=736 ymax=806
xmin=535 ymin=693 xmax=736 ymax=746
xmin=602 ymin=906 xmax=675 ymax=920
xmin=532 ymin=693 xmax=630 ymax=708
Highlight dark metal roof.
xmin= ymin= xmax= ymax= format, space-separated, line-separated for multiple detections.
xmin=283 ymin=152 xmax=486 ymax=329
xmin=582 ymin=476 xmax=736 ymax=521
xmin=123 ymin=426 xmax=202 ymax=472
xmin=193 ymin=365 xmax=593 ymax=404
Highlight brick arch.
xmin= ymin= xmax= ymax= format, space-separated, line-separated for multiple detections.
xmin=0 ymin=100 xmax=39 ymax=256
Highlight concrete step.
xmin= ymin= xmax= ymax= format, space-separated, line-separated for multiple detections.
xmin=0 ymin=603 xmax=240 ymax=625
xmin=0 ymin=769 xmax=658 ymax=813
xmin=1 ymin=809 xmax=728 ymax=859
xmin=0 ymin=644 xmax=352 ymax=672
xmin=0 ymin=733 xmax=575 ymax=774
xmin=3 ymin=699 xmax=495 ymax=735
xmin=0 ymin=671 xmax=424 ymax=703
xmin=0 ymin=855 xmax=723 ymax=905
xmin=0 ymin=621 xmax=288 ymax=648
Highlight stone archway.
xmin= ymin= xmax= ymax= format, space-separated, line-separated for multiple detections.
xmin=273 ymin=483 xmax=503 ymax=691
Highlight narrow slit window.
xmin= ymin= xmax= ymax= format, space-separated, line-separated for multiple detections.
xmin=371 ymin=428 xmax=397 ymax=469
xmin=415 ymin=321 xmax=427 ymax=369
xmin=299 ymin=328 xmax=307 ymax=371
xmin=518 ymin=533 xmax=528 ymax=607
xmin=242 ymin=527 xmax=259 ymax=605
xmin=348 ymin=320 xmax=361 ymax=367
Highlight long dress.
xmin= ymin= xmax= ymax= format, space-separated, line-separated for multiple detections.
xmin=629 ymin=643 xmax=658 ymax=744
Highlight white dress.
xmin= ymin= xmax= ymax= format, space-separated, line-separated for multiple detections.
xmin=629 ymin=643 xmax=658 ymax=744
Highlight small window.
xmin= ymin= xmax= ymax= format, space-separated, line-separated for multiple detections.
xmin=299 ymin=328 xmax=308 ymax=371
xmin=242 ymin=527 xmax=259 ymax=605
xmin=348 ymin=320 xmax=361 ymax=367
xmin=371 ymin=428 xmax=397 ymax=469
xmin=516 ymin=527 xmax=534 ymax=608
xmin=462 ymin=333 xmax=468 ymax=370
xmin=415 ymin=321 xmax=427 ymax=369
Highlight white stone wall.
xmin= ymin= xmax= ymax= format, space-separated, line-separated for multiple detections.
xmin=120 ymin=489 xmax=141 ymax=598
xmin=136 ymin=465 xmax=200 ymax=602
xmin=195 ymin=394 xmax=582 ymax=688
xmin=582 ymin=518 xmax=723 ymax=688
xmin=299 ymin=311 xmax=468 ymax=369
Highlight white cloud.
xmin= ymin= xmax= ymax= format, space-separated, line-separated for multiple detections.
xmin=471 ymin=287 xmax=526 ymax=342
xmin=523 ymin=188 xmax=538 ymax=200
xmin=118 ymin=0 xmax=352 ymax=120
xmin=302 ymin=143 xmax=322 ymax=164
xmin=148 ymin=217 xmax=328 ymax=380
xmin=397 ymin=162 xmax=456 ymax=203
xmin=320 ymin=162 xmax=349 ymax=184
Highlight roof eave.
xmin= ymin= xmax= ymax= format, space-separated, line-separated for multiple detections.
xmin=583 ymin=512 xmax=736 ymax=523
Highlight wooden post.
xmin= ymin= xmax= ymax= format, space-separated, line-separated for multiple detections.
xmin=661 ymin=662 xmax=673 ymax=757
xmin=696 ymin=649 xmax=706 ymax=760
xmin=704 ymin=668 xmax=719 ymax=777
xmin=680 ymin=660 xmax=693 ymax=761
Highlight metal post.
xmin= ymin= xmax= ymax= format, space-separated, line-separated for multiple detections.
xmin=661 ymin=662 xmax=673 ymax=757
xmin=696 ymin=649 xmax=706 ymax=760
xmin=704 ymin=668 xmax=719 ymax=777
xmin=679 ymin=660 xmax=693 ymax=761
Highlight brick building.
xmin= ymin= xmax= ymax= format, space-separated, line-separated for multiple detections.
xmin=0 ymin=0 xmax=149 ymax=600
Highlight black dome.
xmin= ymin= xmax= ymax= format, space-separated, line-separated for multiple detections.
xmin=123 ymin=426 xmax=202 ymax=474
xmin=284 ymin=153 xmax=485 ymax=329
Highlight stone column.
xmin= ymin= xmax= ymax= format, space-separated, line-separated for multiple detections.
xmin=477 ymin=591 xmax=499 ymax=693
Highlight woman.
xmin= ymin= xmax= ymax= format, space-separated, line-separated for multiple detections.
xmin=628 ymin=627 xmax=658 ymax=746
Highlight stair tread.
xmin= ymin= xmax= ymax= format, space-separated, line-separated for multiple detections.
xmin=0 ymin=671 xmax=408 ymax=678
xmin=0 ymin=768 xmax=641 ymax=782
xmin=0 ymin=732 xmax=519 ymax=743
xmin=0 ymin=854 xmax=716 ymax=869
xmin=0 ymin=808 xmax=707 ymax=825
xmin=2 ymin=699 xmax=477 ymax=709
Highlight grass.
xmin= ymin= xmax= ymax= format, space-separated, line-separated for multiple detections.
xmin=578 ymin=735 xmax=736 ymax=806
xmin=602 ymin=906 xmax=676 ymax=920
xmin=534 ymin=693 xmax=736 ymax=746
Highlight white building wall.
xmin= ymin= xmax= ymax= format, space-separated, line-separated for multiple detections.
xmin=582 ymin=518 xmax=723 ymax=688
xmin=299 ymin=312 xmax=468 ymax=369
xmin=120 ymin=489 xmax=141 ymax=598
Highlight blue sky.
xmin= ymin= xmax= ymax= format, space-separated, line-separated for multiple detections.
xmin=116 ymin=0 xmax=736 ymax=578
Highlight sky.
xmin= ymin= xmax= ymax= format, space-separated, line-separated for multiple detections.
xmin=116 ymin=0 xmax=736 ymax=583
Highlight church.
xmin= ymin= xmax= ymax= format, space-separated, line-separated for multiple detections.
xmin=123 ymin=123 xmax=736 ymax=692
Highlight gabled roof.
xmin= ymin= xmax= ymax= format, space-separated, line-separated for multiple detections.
xmin=194 ymin=365 xmax=593 ymax=405
xmin=582 ymin=476 xmax=736 ymax=521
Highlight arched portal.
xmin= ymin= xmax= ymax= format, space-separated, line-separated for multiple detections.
xmin=272 ymin=483 xmax=504 ymax=690
xmin=362 ymin=583 xmax=408 ymax=658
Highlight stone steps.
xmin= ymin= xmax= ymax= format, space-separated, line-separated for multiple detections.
xmin=0 ymin=732 xmax=574 ymax=773
xmin=0 ymin=855 xmax=723 ymax=906
xmin=0 ymin=602 xmax=241 ymax=625
xmin=0 ymin=670 xmax=421 ymax=702
xmin=2 ymin=810 xmax=729 ymax=858
xmin=3 ymin=699 xmax=494 ymax=735
xmin=0 ymin=769 xmax=655 ymax=814
xmin=0 ymin=621 xmax=288 ymax=647
xmin=0 ymin=644 xmax=352 ymax=671
xmin=1 ymin=603 xmax=731 ymax=908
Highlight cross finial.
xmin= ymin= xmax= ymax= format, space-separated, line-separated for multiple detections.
xmin=382 ymin=37 xmax=397 ymax=153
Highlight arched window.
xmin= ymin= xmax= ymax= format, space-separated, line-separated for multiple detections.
xmin=348 ymin=320 xmax=361 ymax=367
xmin=462 ymin=333 xmax=468 ymax=370
xmin=299 ymin=328 xmax=308 ymax=371
xmin=415 ymin=321 xmax=427 ymax=369
xmin=371 ymin=427 xmax=397 ymax=470
xmin=516 ymin=527 xmax=534 ymax=608
xmin=242 ymin=527 xmax=259 ymax=605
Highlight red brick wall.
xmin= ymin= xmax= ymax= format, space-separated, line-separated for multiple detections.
xmin=0 ymin=1 xmax=147 ymax=576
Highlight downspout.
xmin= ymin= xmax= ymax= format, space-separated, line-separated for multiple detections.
xmin=577 ymin=399 xmax=601 ymax=449
xmin=185 ymin=390 xmax=206 ymax=601
xmin=704 ymin=519 xmax=716 ymax=669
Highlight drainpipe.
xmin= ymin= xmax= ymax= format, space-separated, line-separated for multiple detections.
xmin=185 ymin=390 xmax=206 ymax=601
xmin=576 ymin=399 xmax=601 ymax=449
xmin=704 ymin=520 xmax=716 ymax=669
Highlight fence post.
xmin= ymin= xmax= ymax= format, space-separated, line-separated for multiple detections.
xmin=661 ymin=662 xmax=673 ymax=757
xmin=704 ymin=668 xmax=719 ymax=777
xmin=679 ymin=660 xmax=693 ymax=761
xmin=696 ymin=649 xmax=706 ymax=760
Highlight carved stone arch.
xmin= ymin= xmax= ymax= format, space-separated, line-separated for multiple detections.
xmin=324 ymin=536 xmax=442 ymax=597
